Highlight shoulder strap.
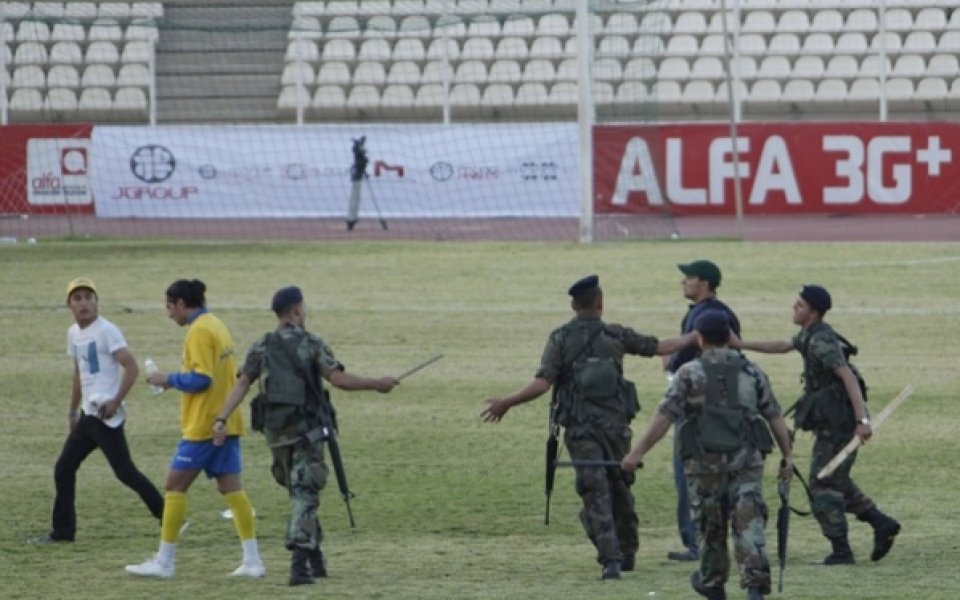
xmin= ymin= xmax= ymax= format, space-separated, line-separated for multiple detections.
xmin=568 ymin=322 xmax=606 ymax=365
xmin=271 ymin=331 xmax=323 ymax=399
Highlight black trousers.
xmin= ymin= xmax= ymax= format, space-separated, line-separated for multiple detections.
xmin=51 ymin=414 xmax=164 ymax=540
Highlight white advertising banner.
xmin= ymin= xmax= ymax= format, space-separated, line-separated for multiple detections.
xmin=90 ymin=124 xmax=579 ymax=218
xmin=27 ymin=138 xmax=93 ymax=206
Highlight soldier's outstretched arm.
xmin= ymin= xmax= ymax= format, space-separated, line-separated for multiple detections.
xmin=481 ymin=377 xmax=551 ymax=423
xmin=730 ymin=332 xmax=794 ymax=354
xmin=768 ymin=416 xmax=795 ymax=481
xmin=328 ymin=369 xmax=399 ymax=393
xmin=654 ymin=331 xmax=699 ymax=356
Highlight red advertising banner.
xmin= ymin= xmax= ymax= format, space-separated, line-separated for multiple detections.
xmin=594 ymin=123 xmax=960 ymax=215
xmin=0 ymin=124 xmax=94 ymax=215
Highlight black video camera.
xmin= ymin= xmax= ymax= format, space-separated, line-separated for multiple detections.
xmin=350 ymin=136 xmax=369 ymax=182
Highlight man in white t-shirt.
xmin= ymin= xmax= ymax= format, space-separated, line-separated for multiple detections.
xmin=30 ymin=277 xmax=164 ymax=544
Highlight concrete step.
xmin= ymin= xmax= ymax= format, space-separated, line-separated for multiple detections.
xmin=157 ymin=74 xmax=280 ymax=98
xmin=156 ymin=51 xmax=284 ymax=76
xmin=156 ymin=97 xmax=281 ymax=123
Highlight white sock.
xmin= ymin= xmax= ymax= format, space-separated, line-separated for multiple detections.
xmin=241 ymin=538 xmax=261 ymax=564
xmin=158 ymin=541 xmax=177 ymax=565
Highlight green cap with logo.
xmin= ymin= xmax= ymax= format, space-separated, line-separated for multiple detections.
xmin=678 ymin=260 xmax=721 ymax=288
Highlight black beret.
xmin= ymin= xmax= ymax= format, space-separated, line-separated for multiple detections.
xmin=800 ymin=284 xmax=831 ymax=315
xmin=694 ymin=309 xmax=730 ymax=338
xmin=271 ymin=285 xmax=304 ymax=314
xmin=568 ymin=274 xmax=599 ymax=297
xmin=678 ymin=260 xmax=722 ymax=288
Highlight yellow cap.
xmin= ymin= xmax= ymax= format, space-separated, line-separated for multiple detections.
xmin=66 ymin=277 xmax=97 ymax=299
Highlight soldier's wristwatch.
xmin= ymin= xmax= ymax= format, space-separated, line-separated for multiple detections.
xmin=859 ymin=417 xmax=870 ymax=426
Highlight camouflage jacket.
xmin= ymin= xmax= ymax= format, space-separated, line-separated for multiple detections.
xmin=792 ymin=321 xmax=848 ymax=394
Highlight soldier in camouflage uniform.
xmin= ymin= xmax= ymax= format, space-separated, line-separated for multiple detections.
xmin=214 ymin=286 xmax=398 ymax=586
xmin=623 ymin=310 xmax=794 ymax=600
xmin=734 ymin=285 xmax=901 ymax=566
xmin=482 ymin=275 xmax=696 ymax=580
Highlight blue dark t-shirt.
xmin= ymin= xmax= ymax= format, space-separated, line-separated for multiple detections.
xmin=666 ymin=296 xmax=741 ymax=373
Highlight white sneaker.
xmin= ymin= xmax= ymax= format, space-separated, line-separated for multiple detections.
xmin=179 ymin=520 xmax=190 ymax=536
xmin=125 ymin=555 xmax=174 ymax=578
xmin=230 ymin=561 xmax=266 ymax=578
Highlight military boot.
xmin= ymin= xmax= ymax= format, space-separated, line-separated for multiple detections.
xmin=308 ymin=546 xmax=327 ymax=578
xmin=690 ymin=571 xmax=727 ymax=600
xmin=601 ymin=561 xmax=621 ymax=580
xmin=288 ymin=548 xmax=315 ymax=586
xmin=620 ymin=553 xmax=635 ymax=572
xmin=859 ymin=508 xmax=901 ymax=562
xmin=746 ymin=587 xmax=764 ymax=600
xmin=820 ymin=536 xmax=855 ymax=565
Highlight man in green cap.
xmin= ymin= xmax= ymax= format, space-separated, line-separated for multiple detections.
xmin=664 ymin=260 xmax=742 ymax=562
xmin=482 ymin=275 xmax=696 ymax=580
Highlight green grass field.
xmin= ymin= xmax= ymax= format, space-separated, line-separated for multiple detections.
xmin=1 ymin=239 xmax=958 ymax=599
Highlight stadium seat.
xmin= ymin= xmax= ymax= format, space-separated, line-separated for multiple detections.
xmin=639 ymin=12 xmax=672 ymax=35
xmin=454 ymin=60 xmax=487 ymax=83
xmin=98 ymin=3 xmax=131 ymax=21
xmin=114 ymin=87 xmax=147 ymax=120
xmin=286 ymin=39 xmax=319 ymax=62
xmin=281 ymin=62 xmax=315 ymax=86
xmin=927 ymin=54 xmax=960 ymax=78
xmin=623 ymin=57 xmax=656 ymax=81
xmin=321 ymin=39 xmax=356 ymax=61
xmin=386 ymin=61 xmax=421 ymax=84
xmin=64 ymin=2 xmax=97 ymax=21
xmin=14 ymin=42 xmax=48 ymax=66
xmin=767 ymin=33 xmax=801 ymax=57
xmin=847 ymin=77 xmax=879 ymax=102
xmin=488 ymin=59 xmax=522 ymax=82
xmin=358 ymin=39 xmax=392 ymax=61
xmin=12 ymin=65 xmax=45 ymax=89
xmin=914 ymin=77 xmax=948 ymax=109
xmin=672 ymin=11 xmax=706 ymax=36
xmin=825 ymin=55 xmax=859 ymax=79
xmin=633 ymin=35 xmax=665 ymax=57
xmin=358 ymin=0 xmax=391 ymax=16
xmin=0 ymin=2 xmax=29 ymax=20
xmin=46 ymin=88 xmax=78 ymax=112
xmin=682 ymin=80 xmax=716 ymax=107
xmin=467 ymin=15 xmax=500 ymax=37
xmin=397 ymin=15 xmax=432 ymax=38
xmin=846 ymin=8 xmax=878 ymax=34
xmin=51 ymin=23 xmax=86 ymax=43
xmin=346 ymin=84 xmax=380 ymax=112
xmin=1 ymin=23 xmax=13 ymax=47
xmin=915 ymin=8 xmax=947 ymax=32
xmin=32 ymin=1 xmax=64 ymax=19
xmin=125 ymin=20 xmax=160 ymax=43
xmin=426 ymin=38 xmax=459 ymax=60
xmin=78 ymin=87 xmax=114 ymax=118
xmin=859 ymin=55 xmax=891 ymax=79
xmin=813 ymin=78 xmax=847 ymax=111
xmin=514 ymin=82 xmax=550 ymax=116
xmin=9 ymin=88 xmax=44 ymax=121
xmin=46 ymin=64 xmax=78 ymax=89
xmin=615 ymin=80 xmax=648 ymax=104
xmin=82 ymin=64 xmax=117 ymax=87
xmin=434 ymin=14 xmax=467 ymax=38
xmin=311 ymin=84 xmax=347 ymax=118
xmin=536 ymin=14 xmax=569 ymax=37
xmin=836 ymin=32 xmax=869 ymax=55
xmin=742 ymin=11 xmax=775 ymax=35
xmin=480 ymin=82 xmax=514 ymax=112
xmin=665 ymin=34 xmax=699 ymax=57
xmin=424 ymin=0 xmax=455 ymax=14
xmin=698 ymin=34 xmax=726 ymax=57
xmin=392 ymin=0 xmax=426 ymax=15
xmin=801 ymin=33 xmax=834 ymax=56
xmin=529 ymin=36 xmax=563 ymax=59
xmin=327 ymin=16 xmax=361 ymax=38
xmin=317 ymin=62 xmax=352 ymax=85
xmin=521 ymin=0 xmax=552 ymax=12
xmin=457 ymin=0 xmax=488 ymax=16
xmin=738 ymin=33 xmax=766 ymax=56
xmin=690 ymin=56 xmax=724 ymax=80
xmin=288 ymin=14 xmax=320 ymax=40
xmin=279 ymin=85 xmax=311 ymax=113
xmin=390 ymin=38 xmax=424 ymax=60
xmin=650 ymin=81 xmax=683 ymax=107
xmin=16 ymin=21 xmax=51 ymax=43
xmin=522 ymin=59 xmax=556 ymax=82
xmin=364 ymin=15 xmax=398 ymax=39
xmin=658 ymin=56 xmax=691 ymax=81
xmin=88 ymin=19 xmax=123 ymax=43
xmin=939 ymin=31 xmax=960 ymax=53
xmin=460 ymin=38 xmax=494 ymax=60
xmin=892 ymin=54 xmax=926 ymax=79
xmin=884 ymin=8 xmax=913 ymax=33
xmin=495 ymin=37 xmax=528 ymax=60
xmin=548 ymin=81 xmax=578 ymax=114
xmin=117 ymin=63 xmax=150 ymax=87
xmin=489 ymin=0 xmax=521 ymax=13
xmin=421 ymin=60 xmax=454 ymax=83
xmin=593 ymin=81 xmax=614 ymax=104
xmin=903 ymin=31 xmax=937 ymax=55
xmin=810 ymin=10 xmax=843 ymax=34
xmin=746 ymin=79 xmax=782 ymax=112
xmin=734 ymin=56 xmax=758 ymax=80
xmin=781 ymin=79 xmax=815 ymax=105
xmin=598 ymin=35 xmax=631 ymax=58
xmin=327 ymin=1 xmax=360 ymax=17
xmin=129 ymin=2 xmax=163 ymax=20
xmin=885 ymin=77 xmax=915 ymax=111
xmin=605 ymin=13 xmax=638 ymax=36
xmin=757 ymin=56 xmax=791 ymax=80
xmin=593 ymin=57 xmax=622 ymax=82
xmin=49 ymin=41 xmax=82 ymax=65
xmin=556 ymin=58 xmax=577 ymax=81
xmin=502 ymin=15 xmax=535 ymax=37
xmin=949 ymin=9 xmax=960 ymax=31
xmin=449 ymin=83 xmax=481 ymax=112
xmin=380 ymin=84 xmax=416 ymax=116
xmin=121 ymin=41 xmax=153 ymax=63
xmin=413 ymin=83 xmax=445 ymax=108
xmin=870 ymin=32 xmax=902 ymax=54
xmin=706 ymin=11 xmax=735 ymax=34
xmin=793 ymin=56 xmax=826 ymax=80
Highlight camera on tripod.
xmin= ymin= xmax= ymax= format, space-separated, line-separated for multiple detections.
xmin=350 ymin=136 xmax=369 ymax=183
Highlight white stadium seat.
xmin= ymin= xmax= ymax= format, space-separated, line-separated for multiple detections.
xmin=633 ymin=35 xmax=665 ymax=57
xmin=845 ymin=9 xmax=878 ymax=34
xmin=597 ymin=35 xmax=630 ymax=58
xmin=593 ymin=81 xmax=614 ymax=104
xmin=593 ymin=57 xmax=622 ymax=82
xmin=47 ymin=64 xmax=80 ymax=88
xmin=623 ymin=57 xmax=656 ymax=81
xmin=742 ymin=11 xmax=776 ymax=35
xmin=0 ymin=3 xmax=30 ymax=20
xmin=327 ymin=16 xmax=361 ymax=38
xmin=767 ymin=33 xmax=801 ymax=57
xmin=811 ymin=10 xmax=844 ymax=34
xmin=358 ymin=39 xmax=392 ymax=61
xmin=387 ymin=61 xmax=421 ymax=84
xmin=782 ymin=79 xmax=815 ymax=104
xmin=130 ymin=3 xmax=163 ymax=20
xmin=98 ymin=3 xmax=131 ymax=21
xmin=801 ymin=33 xmax=834 ymax=56
xmin=939 ymin=32 xmax=960 ymax=53
xmin=501 ymin=15 xmax=534 ymax=37
xmin=738 ymin=34 xmax=766 ymax=56
xmin=46 ymin=88 xmax=78 ymax=111
xmin=556 ymin=58 xmax=578 ymax=81
xmin=392 ymin=0 xmax=425 ymax=15
xmin=488 ymin=59 xmax=522 ymax=83
xmin=495 ymin=37 xmax=528 ymax=60
xmin=690 ymin=57 xmax=724 ymax=80
xmin=397 ymin=16 xmax=432 ymax=38
xmin=605 ymin=13 xmax=638 ymax=36
xmin=353 ymin=61 xmax=386 ymax=85
xmin=639 ymin=12 xmax=672 ymax=35
xmin=480 ymin=82 xmax=514 ymax=109
xmin=421 ymin=60 xmax=454 ymax=83
xmin=467 ymin=16 xmax=500 ymax=37
xmin=665 ymin=34 xmax=699 ymax=57
xmin=64 ymin=3 xmax=98 ymax=21
xmin=49 ymin=42 xmax=82 ymax=65
xmin=88 ymin=19 xmax=123 ymax=43
xmin=514 ymin=82 xmax=549 ymax=107
xmin=616 ymin=81 xmax=648 ymax=103
xmin=12 ymin=65 xmax=45 ymax=88
xmin=433 ymin=15 xmax=467 ymax=38
xmin=117 ymin=63 xmax=150 ymax=87
xmin=321 ymin=39 xmax=355 ymax=61
xmin=870 ymin=32 xmax=902 ymax=54
xmin=699 ymin=34 xmax=726 ymax=57
xmin=454 ymin=60 xmax=487 ymax=83
xmin=658 ymin=56 xmax=691 ymax=81
xmin=312 ymin=85 xmax=347 ymax=117
xmin=522 ymin=59 xmax=556 ymax=82
xmin=529 ymin=36 xmax=563 ymax=59
xmin=914 ymin=8 xmax=947 ymax=32
xmin=85 ymin=41 xmax=121 ymax=65
xmin=281 ymin=62 xmax=315 ymax=86
xmin=33 ymin=2 xmax=64 ymax=19
xmin=125 ymin=20 xmax=160 ymax=43
xmin=393 ymin=38 xmax=426 ymax=61
xmin=757 ymin=56 xmax=791 ymax=80
xmin=14 ymin=42 xmax=49 ymax=65
xmin=836 ymin=32 xmax=869 ymax=55
xmin=364 ymin=15 xmax=397 ymax=38
xmin=902 ymin=31 xmax=937 ymax=54
xmin=286 ymin=39 xmax=319 ymax=62
xmin=317 ymin=62 xmax=352 ymax=85
xmin=927 ymin=54 xmax=960 ymax=78
xmin=460 ymin=38 xmax=494 ymax=61
xmin=449 ymin=83 xmax=481 ymax=107
xmin=51 ymin=23 xmax=86 ymax=43
xmin=847 ymin=77 xmax=879 ymax=101
xmin=672 ymin=11 xmax=706 ymax=35
xmin=79 ymin=87 xmax=114 ymax=116
xmin=379 ymin=84 xmax=415 ymax=114
xmin=891 ymin=54 xmax=927 ymax=79
xmin=825 ymin=55 xmax=859 ymax=79
xmin=884 ymin=9 xmax=913 ymax=33
xmin=793 ymin=56 xmax=826 ymax=80
xmin=426 ymin=38 xmax=459 ymax=61
xmin=17 ymin=21 xmax=51 ymax=43
xmin=346 ymin=84 xmax=380 ymax=110
xmin=113 ymin=86 xmax=148 ymax=116
xmin=414 ymin=83 xmax=445 ymax=107
xmin=859 ymin=55 xmax=891 ymax=78
xmin=121 ymin=41 xmax=153 ymax=64
xmin=82 ymin=64 xmax=117 ymax=87
xmin=536 ymin=14 xmax=569 ymax=37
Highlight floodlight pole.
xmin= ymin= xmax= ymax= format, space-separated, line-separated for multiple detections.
xmin=575 ymin=0 xmax=594 ymax=244
xmin=878 ymin=0 xmax=888 ymax=122
xmin=719 ymin=0 xmax=745 ymax=240
xmin=1 ymin=15 xmax=7 ymax=126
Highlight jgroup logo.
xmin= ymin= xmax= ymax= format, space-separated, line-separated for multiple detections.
xmin=130 ymin=145 xmax=176 ymax=183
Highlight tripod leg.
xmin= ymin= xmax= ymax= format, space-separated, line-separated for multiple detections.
xmin=346 ymin=180 xmax=362 ymax=231
xmin=364 ymin=175 xmax=388 ymax=230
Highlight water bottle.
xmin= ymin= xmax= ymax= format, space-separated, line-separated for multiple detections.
xmin=144 ymin=358 xmax=164 ymax=395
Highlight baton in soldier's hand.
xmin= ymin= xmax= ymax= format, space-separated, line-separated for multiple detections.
xmin=396 ymin=353 xmax=444 ymax=381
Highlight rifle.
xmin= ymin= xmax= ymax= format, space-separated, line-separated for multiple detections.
xmin=544 ymin=391 xmax=560 ymax=526
xmin=776 ymin=473 xmax=790 ymax=593
xmin=276 ymin=335 xmax=357 ymax=528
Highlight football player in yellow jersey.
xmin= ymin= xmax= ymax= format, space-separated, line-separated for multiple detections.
xmin=126 ymin=279 xmax=264 ymax=579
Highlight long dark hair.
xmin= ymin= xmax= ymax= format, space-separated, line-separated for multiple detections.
xmin=166 ymin=279 xmax=206 ymax=308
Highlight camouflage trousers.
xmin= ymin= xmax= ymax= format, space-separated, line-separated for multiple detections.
xmin=689 ymin=464 xmax=771 ymax=592
xmin=809 ymin=430 xmax=876 ymax=539
xmin=269 ymin=439 xmax=329 ymax=550
xmin=564 ymin=423 xmax=638 ymax=565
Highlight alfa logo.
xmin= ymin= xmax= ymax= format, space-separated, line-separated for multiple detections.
xmin=130 ymin=145 xmax=176 ymax=183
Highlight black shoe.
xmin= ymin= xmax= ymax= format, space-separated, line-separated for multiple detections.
xmin=819 ymin=550 xmax=856 ymax=565
xmin=346 ymin=220 xmax=357 ymax=231
xmin=690 ymin=571 xmax=726 ymax=600
xmin=28 ymin=533 xmax=73 ymax=545
xmin=289 ymin=548 xmax=315 ymax=586
xmin=620 ymin=553 xmax=635 ymax=572
xmin=601 ymin=561 xmax=621 ymax=580
xmin=668 ymin=549 xmax=698 ymax=561
xmin=871 ymin=516 xmax=901 ymax=561
xmin=308 ymin=546 xmax=327 ymax=578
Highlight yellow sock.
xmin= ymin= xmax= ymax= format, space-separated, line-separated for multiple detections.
xmin=160 ymin=491 xmax=187 ymax=544
xmin=224 ymin=490 xmax=256 ymax=541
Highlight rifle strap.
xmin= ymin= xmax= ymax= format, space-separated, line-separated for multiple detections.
xmin=271 ymin=331 xmax=332 ymax=431
xmin=788 ymin=464 xmax=813 ymax=517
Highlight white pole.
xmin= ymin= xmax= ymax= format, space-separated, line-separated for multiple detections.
xmin=148 ymin=39 xmax=157 ymax=126
xmin=1 ymin=16 xmax=8 ymax=126
xmin=442 ymin=20 xmax=451 ymax=125
xmin=295 ymin=49 xmax=305 ymax=126
xmin=575 ymin=0 xmax=594 ymax=244
xmin=878 ymin=0 xmax=888 ymax=122
xmin=719 ymin=0 xmax=744 ymax=239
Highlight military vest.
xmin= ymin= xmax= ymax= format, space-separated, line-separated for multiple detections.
xmin=793 ymin=322 xmax=868 ymax=432
xmin=251 ymin=330 xmax=321 ymax=434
